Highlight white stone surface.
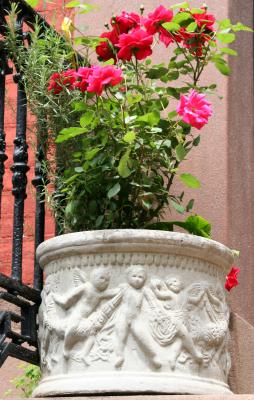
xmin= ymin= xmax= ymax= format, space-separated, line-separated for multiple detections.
xmin=34 ymin=230 xmax=234 ymax=397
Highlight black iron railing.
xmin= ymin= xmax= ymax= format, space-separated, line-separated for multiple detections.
xmin=0 ymin=0 xmax=54 ymax=366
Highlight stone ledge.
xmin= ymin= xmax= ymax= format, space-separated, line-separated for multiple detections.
xmin=9 ymin=396 xmax=254 ymax=400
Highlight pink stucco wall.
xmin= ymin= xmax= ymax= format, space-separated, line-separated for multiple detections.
xmin=77 ymin=0 xmax=254 ymax=325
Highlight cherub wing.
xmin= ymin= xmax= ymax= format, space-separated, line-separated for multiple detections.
xmin=73 ymin=268 xmax=87 ymax=287
xmin=184 ymin=282 xmax=206 ymax=306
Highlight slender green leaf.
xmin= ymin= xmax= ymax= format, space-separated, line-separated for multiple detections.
xmin=85 ymin=147 xmax=101 ymax=160
xmin=193 ymin=135 xmax=200 ymax=146
xmin=107 ymin=183 xmax=121 ymax=199
xmin=95 ymin=215 xmax=104 ymax=227
xmin=186 ymin=198 xmax=194 ymax=212
xmin=171 ymin=200 xmax=185 ymax=214
xmin=118 ymin=149 xmax=132 ymax=178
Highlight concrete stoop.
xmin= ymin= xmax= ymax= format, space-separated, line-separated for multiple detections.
xmin=5 ymin=396 xmax=254 ymax=400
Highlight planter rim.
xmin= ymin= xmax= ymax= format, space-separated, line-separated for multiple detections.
xmin=37 ymin=229 xmax=234 ymax=270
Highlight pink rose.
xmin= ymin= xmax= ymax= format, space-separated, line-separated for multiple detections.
xmin=48 ymin=69 xmax=76 ymax=94
xmin=111 ymin=11 xmax=140 ymax=34
xmin=225 ymin=267 xmax=240 ymax=292
xmin=144 ymin=5 xmax=174 ymax=47
xmin=117 ymin=28 xmax=153 ymax=61
xmin=176 ymin=90 xmax=212 ymax=130
xmin=74 ymin=67 xmax=94 ymax=92
xmin=87 ymin=65 xmax=123 ymax=96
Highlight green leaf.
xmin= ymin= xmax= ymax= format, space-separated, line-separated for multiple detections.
xmin=85 ymin=147 xmax=101 ymax=160
xmin=217 ymin=33 xmax=236 ymax=44
xmin=95 ymin=215 xmax=104 ymax=228
xmin=180 ymin=173 xmax=201 ymax=188
xmin=73 ymin=101 xmax=87 ymax=111
xmin=166 ymin=87 xmax=180 ymax=99
xmin=80 ymin=110 xmax=94 ymax=127
xmin=193 ymin=135 xmax=200 ymax=146
xmin=186 ymin=21 xmax=197 ymax=32
xmin=123 ymin=131 xmax=136 ymax=143
xmin=118 ymin=149 xmax=132 ymax=178
xmin=162 ymin=22 xmax=181 ymax=32
xmin=168 ymin=110 xmax=178 ymax=118
xmin=170 ymin=2 xmax=189 ymax=9
xmin=126 ymin=93 xmax=142 ymax=104
xmin=232 ymin=22 xmax=253 ymax=32
xmin=215 ymin=60 xmax=231 ymax=75
xmin=220 ymin=47 xmax=238 ymax=56
xmin=65 ymin=0 xmax=81 ymax=7
xmin=146 ymin=67 xmax=168 ymax=79
xmin=174 ymin=215 xmax=211 ymax=238
xmin=107 ymin=183 xmax=121 ymax=199
xmin=137 ymin=111 xmax=160 ymax=127
xmin=171 ymin=200 xmax=185 ymax=214
xmin=186 ymin=198 xmax=194 ymax=212
xmin=219 ymin=18 xmax=231 ymax=29
xmin=167 ymin=70 xmax=180 ymax=81
xmin=74 ymin=167 xmax=83 ymax=173
xmin=175 ymin=143 xmax=187 ymax=161
xmin=25 ymin=0 xmax=39 ymax=7
xmin=102 ymin=58 xmax=115 ymax=65
xmin=56 ymin=127 xmax=87 ymax=143
xmin=66 ymin=1 xmax=95 ymax=12
xmin=190 ymin=8 xmax=204 ymax=14
xmin=173 ymin=12 xmax=192 ymax=24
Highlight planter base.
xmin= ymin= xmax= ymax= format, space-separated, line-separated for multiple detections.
xmin=33 ymin=372 xmax=232 ymax=397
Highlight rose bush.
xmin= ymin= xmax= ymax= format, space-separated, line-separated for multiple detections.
xmin=7 ymin=2 xmax=251 ymax=286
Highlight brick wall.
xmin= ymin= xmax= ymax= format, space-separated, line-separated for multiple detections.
xmin=0 ymin=0 xmax=70 ymax=284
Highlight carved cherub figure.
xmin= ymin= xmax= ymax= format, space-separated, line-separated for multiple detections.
xmin=149 ymin=276 xmax=203 ymax=369
xmin=38 ymin=274 xmax=62 ymax=373
xmin=114 ymin=265 xmax=162 ymax=369
xmin=54 ymin=267 xmax=120 ymax=361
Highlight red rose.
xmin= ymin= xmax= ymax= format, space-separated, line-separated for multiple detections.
xmin=117 ymin=28 xmax=153 ymax=61
xmin=193 ymin=10 xmax=215 ymax=30
xmin=111 ymin=11 xmax=140 ymax=34
xmin=87 ymin=65 xmax=123 ymax=96
xmin=48 ymin=69 xmax=76 ymax=94
xmin=96 ymin=29 xmax=119 ymax=62
xmin=175 ymin=28 xmax=212 ymax=57
xmin=74 ymin=67 xmax=93 ymax=92
xmin=144 ymin=5 xmax=174 ymax=47
xmin=225 ymin=267 xmax=240 ymax=292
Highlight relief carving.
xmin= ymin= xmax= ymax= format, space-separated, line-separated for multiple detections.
xmin=39 ymin=263 xmax=230 ymax=378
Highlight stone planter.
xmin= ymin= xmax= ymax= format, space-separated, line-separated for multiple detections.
xmin=34 ymin=229 xmax=234 ymax=397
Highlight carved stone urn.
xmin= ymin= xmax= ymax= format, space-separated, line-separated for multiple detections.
xmin=34 ymin=229 xmax=234 ymax=397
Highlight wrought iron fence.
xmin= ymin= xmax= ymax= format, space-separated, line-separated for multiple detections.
xmin=0 ymin=0 xmax=54 ymax=367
